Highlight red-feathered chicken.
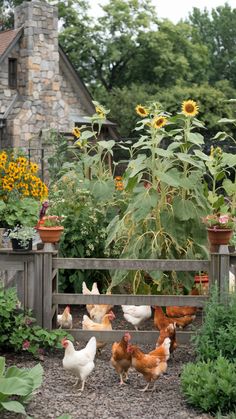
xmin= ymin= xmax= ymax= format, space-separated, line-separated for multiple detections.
xmin=155 ymin=323 xmax=177 ymax=355
xmin=153 ymin=306 xmax=195 ymax=330
xmin=111 ymin=332 xmax=132 ymax=385
xmin=127 ymin=337 xmax=171 ymax=392
xmin=166 ymin=306 xmax=197 ymax=318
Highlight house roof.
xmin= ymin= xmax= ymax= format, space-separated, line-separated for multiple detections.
xmin=0 ymin=27 xmax=23 ymax=63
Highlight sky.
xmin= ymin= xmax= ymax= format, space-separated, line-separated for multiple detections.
xmin=89 ymin=0 xmax=236 ymax=23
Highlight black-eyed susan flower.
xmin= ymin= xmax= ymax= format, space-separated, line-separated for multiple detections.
xmin=72 ymin=127 xmax=81 ymax=138
xmin=181 ymin=100 xmax=199 ymax=117
xmin=95 ymin=106 xmax=105 ymax=118
xmin=135 ymin=104 xmax=149 ymax=118
xmin=152 ymin=116 xmax=167 ymax=129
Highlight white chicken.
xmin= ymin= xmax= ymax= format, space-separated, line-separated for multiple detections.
xmin=82 ymin=282 xmax=100 ymax=315
xmin=57 ymin=306 xmax=73 ymax=329
xmin=61 ymin=337 xmax=96 ymax=392
xmin=121 ymin=305 xmax=152 ymax=330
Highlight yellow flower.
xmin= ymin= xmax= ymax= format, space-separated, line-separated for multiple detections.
xmin=0 ymin=152 xmax=7 ymax=161
xmin=72 ymin=127 xmax=81 ymax=138
xmin=135 ymin=105 xmax=149 ymax=117
xmin=30 ymin=162 xmax=38 ymax=173
xmin=181 ymin=100 xmax=199 ymax=117
xmin=152 ymin=116 xmax=167 ymax=129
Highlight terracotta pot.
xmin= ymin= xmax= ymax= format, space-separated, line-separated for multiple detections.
xmin=194 ymin=274 xmax=209 ymax=295
xmin=207 ymin=228 xmax=233 ymax=246
xmin=37 ymin=226 xmax=64 ymax=243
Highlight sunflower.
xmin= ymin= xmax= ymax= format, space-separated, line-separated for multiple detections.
xmin=95 ymin=106 xmax=105 ymax=118
xmin=72 ymin=127 xmax=81 ymax=138
xmin=152 ymin=116 xmax=167 ymax=129
xmin=181 ymin=100 xmax=199 ymax=117
xmin=135 ymin=105 xmax=149 ymax=117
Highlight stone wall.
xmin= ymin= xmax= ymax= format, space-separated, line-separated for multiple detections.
xmin=0 ymin=43 xmax=19 ymax=115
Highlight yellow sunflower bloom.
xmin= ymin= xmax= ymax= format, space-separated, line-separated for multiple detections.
xmin=152 ymin=116 xmax=167 ymax=129
xmin=182 ymin=100 xmax=199 ymax=117
xmin=135 ymin=104 xmax=149 ymax=118
xmin=72 ymin=127 xmax=81 ymax=138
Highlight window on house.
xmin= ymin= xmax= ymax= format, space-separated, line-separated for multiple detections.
xmin=8 ymin=58 xmax=17 ymax=89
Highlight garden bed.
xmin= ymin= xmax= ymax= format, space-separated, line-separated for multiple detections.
xmin=1 ymin=306 xmax=211 ymax=419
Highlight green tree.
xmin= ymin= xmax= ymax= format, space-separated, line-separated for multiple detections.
xmin=189 ymin=3 xmax=236 ymax=87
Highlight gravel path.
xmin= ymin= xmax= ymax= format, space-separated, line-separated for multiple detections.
xmin=1 ymin=306 xmax=212 ymax=419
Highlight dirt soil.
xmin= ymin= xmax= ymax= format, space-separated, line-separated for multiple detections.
xmin=1 ymin=306 xmax=213 ymax=419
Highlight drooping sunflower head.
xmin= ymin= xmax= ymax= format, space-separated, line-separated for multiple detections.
xmin=181 ymin=100 xmax=199 ymax=117
xmin=152 ymin=116 xmax=167 ymax=129
xmin=135 ymin=104 xmax=149 ymax=118
xmin=72 ymin=127 xmax=81 ymax=139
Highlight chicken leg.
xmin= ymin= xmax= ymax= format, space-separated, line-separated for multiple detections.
xmin=139 ymin=382 xmax=150 ymax=392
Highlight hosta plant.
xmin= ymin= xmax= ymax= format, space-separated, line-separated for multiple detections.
xmin=0 ymin=356 xmax=43 ymax=417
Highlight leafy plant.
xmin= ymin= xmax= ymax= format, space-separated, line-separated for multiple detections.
xmin=191 ymin=287 xmax=236 ymax=362
xmin=0 ymin=285 xmax=73 ymax=357
xmin=7 ymin=225 xmax=36 ymax=248
xmin=0 ymin=356 xmax=43 ymax=417
xmin=181 ymin=356 xmax=236 ymax=414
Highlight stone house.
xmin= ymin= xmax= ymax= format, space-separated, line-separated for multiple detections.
xmin=0 ymin=0 xmax=117 ymax=153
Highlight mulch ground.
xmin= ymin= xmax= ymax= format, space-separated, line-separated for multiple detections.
xmin=1 ymin=306 xmax=213 ymax=419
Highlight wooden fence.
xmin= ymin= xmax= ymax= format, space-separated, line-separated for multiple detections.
xmin=0 ymin=246 xmax=235 ymax=345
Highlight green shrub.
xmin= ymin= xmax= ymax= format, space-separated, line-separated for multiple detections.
xmin=0 ymin=286 xmax=72 ymax=357
xmin=181 ymin=356 xmax=236 ymax=414
xmin=0 ymin=356 xmax=43 ymax=417
xmin=191 ymin=287 xmax=236 ymax=362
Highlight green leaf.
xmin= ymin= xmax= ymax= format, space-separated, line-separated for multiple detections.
xmin=194 ymin=150 xmax=211 ymax=161
xmin=0 ymin=377 xmax=33 ymax=396
xmin=0 ymin=401 xmax=26 ymax=415
xmin=0 ymin=358 xmax=5 ymax=377
xmin=218 ymin=118 xmax=236 ymax=124
xmin=80 ymin=130 xmax=94 ymax=140
xmin=57 ymin=415 xmax=72 ymax=419
xmin=97 ymin=140 xmax=115 ymax=150
xmin=172 ymin=197 xmax=197 ymax=221
xmin=211 ymin=131 xmax=229 ymax=141
xmin=188 ymin=132 xmax=204 ymax=145
xmin=26 ymin=364 xmax=43 ymax=391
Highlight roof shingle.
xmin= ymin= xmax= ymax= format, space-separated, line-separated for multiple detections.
xmin=0 ymin=28 xmax=22 ymax=56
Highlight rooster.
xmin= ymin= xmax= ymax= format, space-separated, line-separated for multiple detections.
xmin=61 ymin=337 xmax=96 ymax=392
xmin=166 ymin=306 xmax=197 ymax=318
xmin=121 ymin=305 xmax=152 ymax=330
xmin=111 ymin=332 xmax=132 ymax=385
xmin=127 ymin=337 xmax=171 ymax=392
xmin=82 ymin=282 xmax=100 ymax=315
xmin=57 ymin=306 xmax=73 ymax=329
xmin=153 ymin=306 xmax=195 ymax=330
xmin=82 ymin=311 xmax=115 ymax=349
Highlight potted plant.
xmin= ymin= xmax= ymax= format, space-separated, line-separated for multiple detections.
xmin=37 ymin=216 xmax=64 ymax=243
xmin=202 ymin=214 xmax=236 ymax=250
xmin=7 ymin=225 xmax=36 ymax=251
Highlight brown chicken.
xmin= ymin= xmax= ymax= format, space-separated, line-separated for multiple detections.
xmin=82 ymin=311 xmax=115 ymax=350
xmin=127 ymin=337 xmax=171 ymax=392
xmin=57 ymin=306 xmax=73 ymax=329
xmin=155 ymin=323 xmax=177 ymax=355
xmin=153 ymin=306 xmax=196 ymax=330
xmin=90 ymin=304 xmax=114 ymax=323
xmin=111 ymin=332 xmax=132 ymax=385
xmin=166 ymin=306 xmax=197 ymax=318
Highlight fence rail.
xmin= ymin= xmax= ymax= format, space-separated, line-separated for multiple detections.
xmin=1 ymin=247 xmax=235 ymax=345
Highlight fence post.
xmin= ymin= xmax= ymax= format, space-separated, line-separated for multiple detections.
xmin=42 ymin=245 xmax=58 ymax=330
xmin=210 ymin=245 xmax=230 ymax=303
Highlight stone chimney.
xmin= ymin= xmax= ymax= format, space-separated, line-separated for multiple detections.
xmin=11 ymin=0 xmax=68 ymax=149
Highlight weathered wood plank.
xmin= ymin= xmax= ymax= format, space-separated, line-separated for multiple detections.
xmin=62 ymin=329 xmax=196 ymax=345
xmin=52 ymin=258 xmax=210 ymax=272
xmin=34 ymin=254 xmax=43 ymax=326
xmin=52 ymin=293 xmax=208 ymax=307
xmin=43 ymin=254 xmax=53 ymax=329
xmin=0 ymin=261 xmax=25 ymax=271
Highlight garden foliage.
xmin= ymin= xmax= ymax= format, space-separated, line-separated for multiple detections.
xmin=0 ymin=286 xmax=72 ymax=357
xmin=0 ymin=356 xmax=43 ymax=417
xmin=181 ymin=356 xmax=236 ymax=414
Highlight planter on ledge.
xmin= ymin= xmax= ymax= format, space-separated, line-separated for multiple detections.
xmin=37 ymin=226 xmax=64 ymax=243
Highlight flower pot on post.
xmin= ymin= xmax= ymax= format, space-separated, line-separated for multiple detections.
xmin=207 ymin=228 xmax=233 ymax=252
xmin=37 ymin=226 xmax=64 ymax=243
